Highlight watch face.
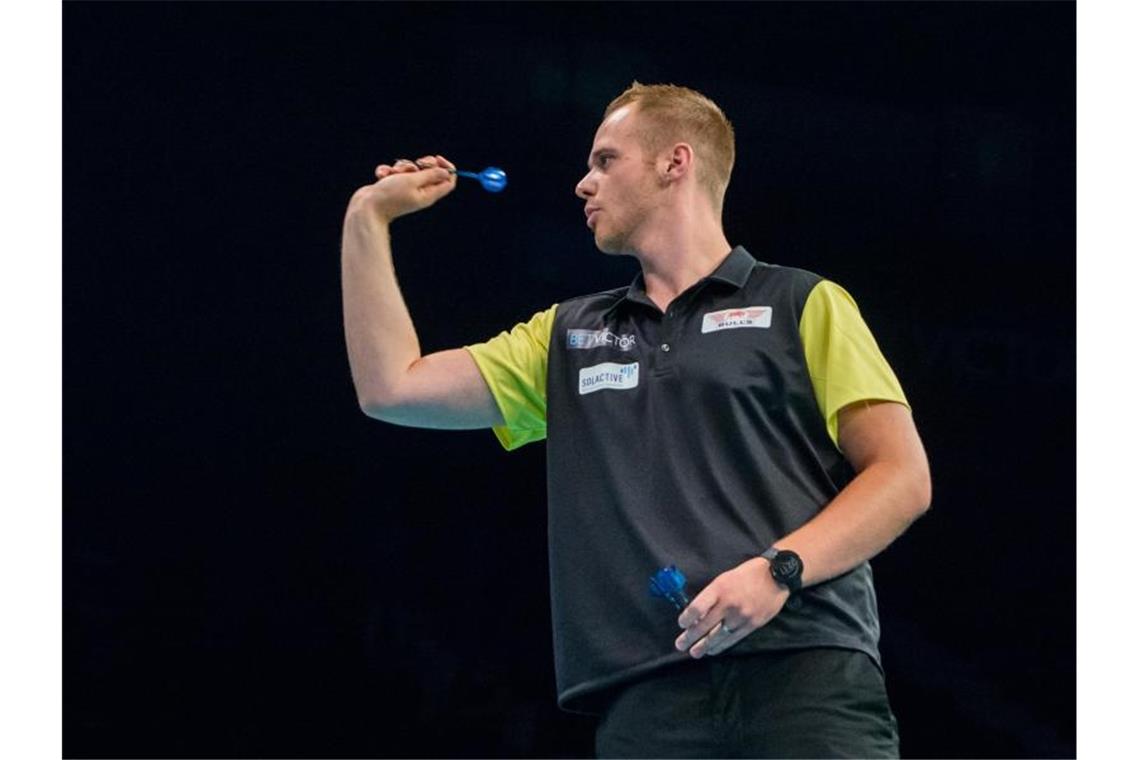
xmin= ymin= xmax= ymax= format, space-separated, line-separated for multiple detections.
xmin=773 ymin=551 xmax=802 ymax=580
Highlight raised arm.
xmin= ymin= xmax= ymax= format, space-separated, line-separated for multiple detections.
xmin=341 ymin=155 xmax=504 ymax=430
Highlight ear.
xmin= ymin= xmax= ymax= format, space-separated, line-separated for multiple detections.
xmin=662 ymin=143 xmax=694 ymax=182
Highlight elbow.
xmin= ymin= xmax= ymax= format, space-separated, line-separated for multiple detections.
xmin=908 ymin=464 xmax=933 ymax=521
xmin=354 ymin=364 xmax=417 ymax=422
xmin=359 ymin=400 xmax=385 ymax=421
xmin=357 ymin=391 xmax=396 ymax=421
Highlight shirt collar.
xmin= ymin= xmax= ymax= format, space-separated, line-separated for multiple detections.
xmin=603 ymin=245 xmax=757 ymax=319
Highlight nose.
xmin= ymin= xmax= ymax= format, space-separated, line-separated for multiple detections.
xmin=575 ymin=171 xmax=595 ymax=200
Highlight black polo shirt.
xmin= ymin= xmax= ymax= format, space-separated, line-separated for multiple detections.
xmin=465 ymin=245 xmax=908 ymax=714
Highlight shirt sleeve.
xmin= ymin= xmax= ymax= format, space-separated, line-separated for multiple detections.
xmin=463 ymin=304 xmax=557 ymax=451
xmin=798 ymin=281 xmax=909 ymax=449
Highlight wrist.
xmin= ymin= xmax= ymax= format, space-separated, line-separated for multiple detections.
xmin=766 ymin=573 xmax=792 ymax=601
xmin=345 ymin=207 xmax=392 ymax=233
xmin=760 ymin=546 xmax=804 ymax=594
xmin=343 ymin=211 xmax=393 ymax=257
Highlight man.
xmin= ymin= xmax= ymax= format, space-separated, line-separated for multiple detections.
xmin=341 ymin=82 xmax=931 ymax=758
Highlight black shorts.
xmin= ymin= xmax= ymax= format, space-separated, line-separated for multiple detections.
xmin=595 ymin=647 xmax=899 ymax=759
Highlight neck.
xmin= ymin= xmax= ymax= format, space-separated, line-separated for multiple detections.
xmin=630 ymin=205 xmax=732 ymax=313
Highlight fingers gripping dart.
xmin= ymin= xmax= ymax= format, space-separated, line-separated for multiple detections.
xmin=406 ymin=159 xmax=508 ymax=193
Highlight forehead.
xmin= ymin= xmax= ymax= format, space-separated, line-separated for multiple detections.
xmin=589 ymin=105 xmax=640 ymax=155
xmin=594 ymin=104 xmax=636 ymax=141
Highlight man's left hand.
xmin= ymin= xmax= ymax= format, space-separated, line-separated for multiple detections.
xmin=674 ymin=557 xmax=790 ymax=658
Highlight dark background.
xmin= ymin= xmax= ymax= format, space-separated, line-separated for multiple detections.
xmin=64 ymin=2 xmax=1075 ymax=757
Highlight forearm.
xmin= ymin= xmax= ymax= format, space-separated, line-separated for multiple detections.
xmin=674 ymin=455 xmax=930 ymax=658
xmin=777 ymin=460 xmax=930 ymax=587
xmin=341 ymin=213 xmax=422 ymax=410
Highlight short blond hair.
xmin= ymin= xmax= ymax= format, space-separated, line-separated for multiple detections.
xmin=604 ymin=81 xmax=736 ymax=213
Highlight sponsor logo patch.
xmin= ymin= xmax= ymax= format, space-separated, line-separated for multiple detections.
xmin=701 ymin=306 xmax=772 ymax=333
xmin=578 ymin=362 xmax=640 ymax=395
xmin=567 ymin=328 xmax=638 ymax=351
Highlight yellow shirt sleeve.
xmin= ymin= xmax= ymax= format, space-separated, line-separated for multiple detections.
xmin=463 ymin=305 xmax=557 ymax=451
xmin=798 ymin=281 xmax=909 ymax=449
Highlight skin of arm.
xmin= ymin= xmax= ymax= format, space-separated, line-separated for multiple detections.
xmin=675 ymin=399 xmax=931 ymax=657
xmin=341 ymin=212 xmax=420 ymax=411
xmin=341 ymin=155 xmax=504 ymax=429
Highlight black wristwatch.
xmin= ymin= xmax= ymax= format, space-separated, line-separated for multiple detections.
xmin=761 ymin=546 xmax=803 ymax=594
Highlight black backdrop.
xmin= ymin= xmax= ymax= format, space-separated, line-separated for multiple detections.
xmin=64 ymin=2 xmax=1075 ymax=757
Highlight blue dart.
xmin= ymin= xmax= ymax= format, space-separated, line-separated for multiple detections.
xmin=407 ymin=160 xmax=507 ymax=192
xmin=649 ymin=565 xmax=690 ymax=611
xmin=452 ymin=166 xmax=508 ymax=193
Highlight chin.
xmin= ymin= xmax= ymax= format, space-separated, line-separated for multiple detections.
xmin=595 ymin=239 xmax=619 ymax=255
xmin=594 ymin=230 xmax=628 ymax=256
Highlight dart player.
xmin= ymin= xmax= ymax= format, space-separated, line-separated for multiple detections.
xmin=340 ymin=82 xmax=931 ymax=758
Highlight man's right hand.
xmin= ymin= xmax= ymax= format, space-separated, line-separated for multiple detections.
xmin=346 ymin=154 xmax=458 ymax=226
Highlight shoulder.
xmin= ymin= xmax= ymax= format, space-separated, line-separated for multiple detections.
xmin=551 ymin=286 xmax=627 ymax=322
xmin=747 ymin=262 xmax=829 ymax=315
xmin=752 ymin=261 xmax=826 ymax=287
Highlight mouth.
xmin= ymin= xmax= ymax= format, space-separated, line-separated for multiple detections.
xmin=585 ymin=207 xmax=600 ymax=228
